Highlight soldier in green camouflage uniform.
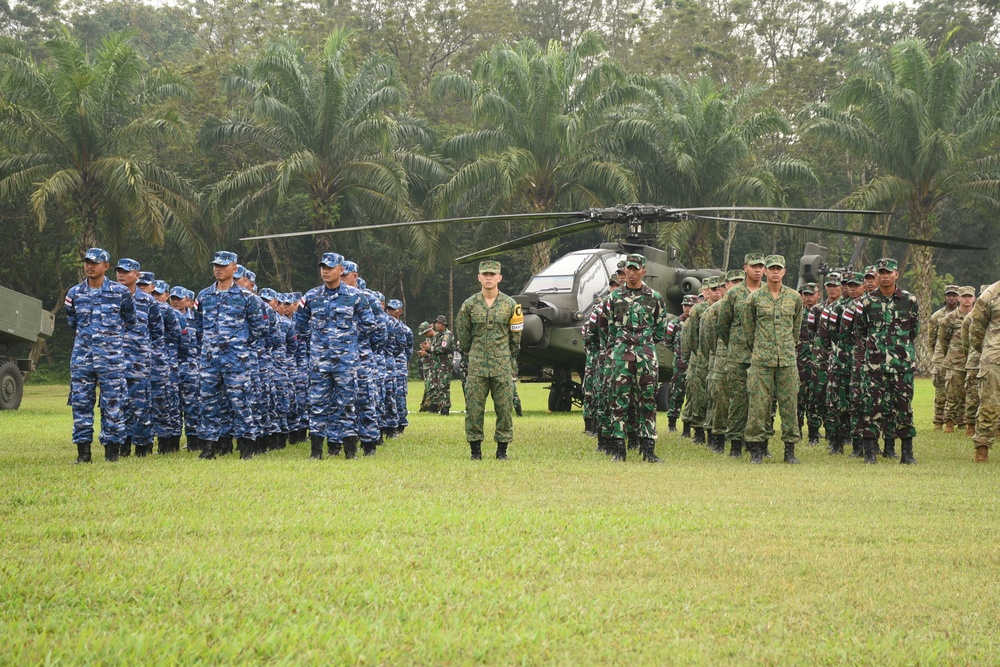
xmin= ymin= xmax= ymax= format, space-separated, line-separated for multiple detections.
xmin=812 ymin=273 xmax=842 ymax=446
xmin=745 ymin=255 xmax=803 ymax=464
xmin=416 ymin=321 xmax=434 ymax=411
xmin=796 ymin=283 xmax=820 ymax=443
xmin=700 ymin=276 xmax=729 ymax=451
xmin=664 ymin=295 xmax=696 ymax=432
xmin=929 ymin=285 xmax=960 ymax=429
xmin=457 ymin=260 xmax=523 ymax=460
xmin=853 ymin=258 xmax=919 ymax=465
xmin=935 ymin=286 xmax=976 ymax=432
xmin=682 ymin=278 xmax=722 ymax=444
xmin=818 ymin=272 xmax=855 ymax=454
xmin=703 ymin=270 xmax=746 ymax=453
xmin=717 ymin=253 xmax=766 ymax=458
xmin=582 ymin=270 xmax=622 ymax=438
xmin=834 ymin=273 xmax=865 ymax=457
xmin=589 ymin=253 xmax=668 ymax=462
xmin=428 ymin=315 xmax=457 ymax=415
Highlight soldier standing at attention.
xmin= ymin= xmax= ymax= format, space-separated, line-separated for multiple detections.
xmin=853 ymin=258 xmax=919 ymax=465
xmin=416 ymin=322 xmax=434 ymax=411
xmin=386 ymin=299 xmax=413 ymax=437
xmin=664 ymin=295 xmax=696 ymax=432
xmin=960 ymin=288 xmax=989 ymax=440
xmin=681 ymin=279 xmax=720 ymax=444
xmin=66 ymin=248 xmax=137 ymax=463
xmin=796 ymin=283 xmax=820 ymax=443
xmin=968 ymin=280 xmax=1000 ymax=463
xmin=935 ymin=287 xmax=976 ymax=433
xmin=457 ymin=260 xmax=523 ymax=460
xmin=745 ymin=255 xmax=804 ymax=464
xmin=929 ymin=285 xmax=960 ymax=429
xmin=430 ymin=315 xmax=457 ymax=415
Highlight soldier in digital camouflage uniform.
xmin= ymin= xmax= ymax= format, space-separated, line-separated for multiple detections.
xmin=664 ymin=294 xmax=696 ymax=432
xmin=717 ymin=253 xmax=766 ymax=457
xmin=703 ymin=270 xmax=744 ymax=453
xmin=796 ymin=282 xmax=820 ymax=444
xmin=935 ymin=286 xmax=976 ymax=433
xmin=429 ymin=315 xmax=457 ymax=415
xmin=745 ymin=255 xmax=803 ymax=464
xmin=699 ymin=275 xmax=727 ymax=451
xmin=929 ymin=285 xmax=960 ymax=429
xmin=457 ymin=260 xmax=523 ymax=460
xmin=589 ymin=253 xmax=668 ymax=463
xmin=960 ymin=287 xmax=988 ymax=441
xmin=149 ymin=279 xmax=184 ymax=454
xmin=66 ymin=248 xmax=137 ymax=463
xmin=853 ymin=258 xmax=919 ymax=465
xmin=681 ymin=278 xmax=720 ymax=444
xmin=970 ymin=281 xmax=1000 ymax=462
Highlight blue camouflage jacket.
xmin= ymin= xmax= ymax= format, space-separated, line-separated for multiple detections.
xmin=194 ymin=282 xmax=268 ymax=361
xmin=296 ymin=282 xmax=378 ymax=372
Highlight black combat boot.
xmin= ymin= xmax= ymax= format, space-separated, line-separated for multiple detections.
xmin=170 ymin=436 xmax=182 ymax=452
xmin=749 ymin=442 xmax=764 ymax=464
xmin=783 ymin=442 xmax=800 ymax=464
xmin=807 ymin=425 xmax=820 ymax=446
xmin=681 ymin=422 xmax=692 ymax=439
xmin=220 ymin=438 xmax=234 ymax=456
xmin=362 ymin=441 xmax=378 ymax=456
xmin=704 ymin=429 xmax=713 ymax=447
xmin=882 ymin=437 xmax=898 ymax=459
xmin=713 ymin=434 xmax=726 ymax=454
xmin=120 ymin=437 xmax=132 ymax=457
xmin=848 ymin=438 xmax=864 ymax=458
xmin=641 ymin=439 xmax=661 ymax=463
xmin=828 ymin=436 xmax=845 ymax=455
xmin=584 ymin=418 xmax=596 ymax=437
xmin=668 ymin=417 xmax=677 ymax=432
xmin=103 ymin=443 xmax=119 ymax=462
xmin=469 ymin=441 xmax=482 ymax=460
xmin=310 ymin=435 xmax=324 ymax=460
xmin=627 ymin=436 xmax=639 ymax=451
xmin=899 ymin=438 xmax=917 ymax=465
xmin=439 ymin=406 xmax=449 ymax=416
xmin=237 ymin=437 xmax=255 ymax=460
xmin=729 ymin=439 xmax=743 ymax=458
xmin=596 ymin=436 xmax=608 ymax=454
xmin=861 ymin=438 xmax=877 ymax=464
xmin=762 ymin=441 xmax=772 ymax=458
xmin=135 ymin=443 xmax=151 ymax=457
xmin=515 ymin=404 xmax=523 ymax=417
xmin=496 ymin=442 xmax=509 ymax=460
xmin=198 ymin=440 xmax=216 ymax=460
xmin=328 ymin=440 xmax=342 ymax=456
xmin=156 ymin=437 xmax=168 ymax=455
xmin=343 ymin=437 xmax=358 ymax=459
xmin=692 ymin=427 xmax=705 ymax=445
xmin=610 ymin=439 xmax=626 ymax=462
xmin=73 ymin=443 xmax=92 ymax=464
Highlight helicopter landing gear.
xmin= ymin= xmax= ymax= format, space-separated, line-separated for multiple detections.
xmin=547 ymin=369 xmax=579 ymax=412
xmin=655 ymin=382 xmax=671 ymax=412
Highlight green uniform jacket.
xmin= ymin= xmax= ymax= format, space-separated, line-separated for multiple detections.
xmin=682 ymin=300 xmax=710 ymax=365
xmin=716 ymin=282 xmax=758 ymax=364
xmin=854 ymin=287 xmax=919 ymax=372
xmin=457 ymin=291 xmax=521 ymax=377
xmin=747 ymin=285 xmax=804 ymax=368
xmin=969 ymin=280 xmax=1000 ymax=366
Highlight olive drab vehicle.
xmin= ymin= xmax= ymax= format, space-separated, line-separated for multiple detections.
xmin=242 ymin=203 xmax=985 ymax=412
xmin=0 ymin=286 xmax=55 ymax=410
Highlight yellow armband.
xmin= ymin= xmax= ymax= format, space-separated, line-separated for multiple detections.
xmin=509 ymin=304 xmax=524 ymax=332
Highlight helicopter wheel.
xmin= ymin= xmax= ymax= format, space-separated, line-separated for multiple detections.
xmin=547 ymin=385 xmax=574 ymax=412
xmin=655 ymin=382 xmax=671 ymax=412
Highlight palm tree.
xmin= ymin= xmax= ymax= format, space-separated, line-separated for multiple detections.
xmin=0 ymin=30 xmax=200 ymax=260
xmin=203 ymin=28 xmax=444 ymax=256
xmin=431 ymin=33 xmax=639 ymax=272
xmin=800 ymin=37 xmax=1000 ymax=366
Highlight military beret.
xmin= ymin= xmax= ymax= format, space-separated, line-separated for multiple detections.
xmin=233 ymin=265 xmax=247 ymax=280
xmin=682 ymin=294 xmax=698 ymax=306
xmin=169 ymin=286 xmax=187 ymax=299
xmin=625 ymin=253 xmax=646 ymax=269
xmin=958 ymin=286 xmax=976 ymax=297
xmin=864 ymin=266 xmax=877 ymax=278
xmin=343 ymin=260 xmax=359 ymax=274
xmin=726 ymin=269 xmax=746 ymax=282
xmin=115 ymin=258 xmax=140 ymax=272
xmin=434 ymin=314 xmax=448 ymax=324
xmin=824 ymin=272 xmax=841 ymax=285
xmin=799 ymin=282 xmax=818 ymax=294
xmin=259 ymin=287 xmax=277 ymax=300
xmin=211 ymin=250 xmax=237 ymax=266
xmin=319 ymin=252 xmax=344 ymax=268
xmin=875 ymin=257 xmax=898 ymax=272
xmin=83 ymin=248 xmax=110 ymax=263
xmin=137 ymin=271 xmax=155 ymax=285
xmin=845 ymin=272 xmax=864 ymax=285
xmin=357 ymin=277 xmax=367 ymax=290
xmin=479 ymin=260 xmax=501 ymax=274
xmin=944 ymin=284 xmax=960 ymax=295
xmin=152 ymin=280 xmax=169 ymax=294
xmin=387 ymin=299 xmax=402 ymax=310
xmin=744 ymin=252 xmax=766 ymax=265
xmin=764 ymin=254 xmax=785 ymax=268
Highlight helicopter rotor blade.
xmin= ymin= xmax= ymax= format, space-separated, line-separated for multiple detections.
xmin=680 ymin=206 xmax=885 ymax=215
xmin=688 ymin=214 xmax=987 ymax=251
xmin=454 ymin=218 xmax=612 ymax=264
xmin=238 ymin=211 xmax=587 ymax=242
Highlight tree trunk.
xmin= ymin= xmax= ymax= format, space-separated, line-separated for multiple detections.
xmin=910 ymin=243 xmax=935 ymax=374
xmin=530 ymin=240 xmax=552 ymax=273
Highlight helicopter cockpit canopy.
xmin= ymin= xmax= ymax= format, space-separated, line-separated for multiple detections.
xmin=522 ymin=249 xmax=625 ymax=312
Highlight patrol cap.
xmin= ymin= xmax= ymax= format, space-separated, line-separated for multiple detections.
xmin=958 ymin=286 xmax=976 ymax=297
xmin=845 ymin=272 xmax=864 ymax=285
xmin=706 ymin=276 xmax=722 ymax=289
xmin=137 ymin=271 xmax=155 ymax=285
xmin=152 ymin=280 xmax=169 ymax=294
xmin=343 ymin=260 xmax=359 ymax=274
xmin=744 ymin=252 xmax=766 ymax=266
xmin=616 ymin=260 xmax=626 ymax=273
xmin=259 ymin=287 xmax=277 ymax=300
xmin=944 ymin=284 xmax=960 ymax=295
xmin=319 ymin=252 xmax=344 ymax=268
xmin=356 ymin=277 xmax=367 ymax=290
xmin=374 ymin=291 xmax=385 ymax=303
xmin=434 ymin=315 xmax=448 ymax=325
xmin=184 ymin=288 xmax=196 ymax=300
xmin=479 ymin=260 xmax=501 ymax=274
xmin=625 ymin=253 xmax=646 ymax=269
xmin=418 ymin=320 xmax=430 ymax=334
xmin=799 ymin=282 xmax=818 ymax=294
xmin=245 ymin=270 xmax=257 ymax=284
xmin=682 ymin=294 xmax=698 ymax=306
xmin=169 ymin=286 xmax=187 ymax=299
xmin=84 ymin=248 xmax=111 ymax=263
xmin=278 ymin=293 xmax=293 ymax=304
xmin=726 ymin=269 xmax=746 ymax=282
xmin=233 ymin=264 xmax=247 ymax=280
xmin=291 ymin=291 xmax=303 ymax=301
xmin=764 ymin=254 xmax=785 ymax=268
xmin=387 ymin=299 xmax=402 ymax=310
xmin=875 ymin=257 xmax=898 ymax=272
xmin=211 ymin=250 xmax=237 ymax=266
xmin=824 ymin=272 xmax=841 ymax=286
xmin=115 ymin=258 xmax=140 ymax=272
xmin=864 ymin=266 xmax=876 ymax=278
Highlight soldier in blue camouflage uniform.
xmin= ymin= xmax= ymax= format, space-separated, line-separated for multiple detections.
xmin=589 ymin=253 xmax=668 ymax=463
xmin=261 ymin=287 xmax=295 ymax=449
xmin=194 ymin=251 xmax=269 ymax=460
xmin=297 ymin=252 xmax=378 ymax=459
xmin=342 ymin=266 xmax=388 ymax=455
xmin=853 ymin=258 xmax=919 ymax=465
xmin=148 ymin=279 xmax=184 ymax=454
xmin=233 ymin=266 xmax=272 ymax=454
xmin=664 ymin=294 xmax=696 ymax=432
xmin=115 ymin=264 xmax=164 ymax=457
xmin=386 ymin=299 xmax=413 ymax=437
xmin=169 ymin=286 xmax=201 ymax=450
xmin=286 ymin=291 xmax=310 ymax=443
xmin=66 ymin=248 xmax=137 ymax=463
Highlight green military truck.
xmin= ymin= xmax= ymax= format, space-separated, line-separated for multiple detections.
xmin=0 ymin=286 xmax=55 ymax=410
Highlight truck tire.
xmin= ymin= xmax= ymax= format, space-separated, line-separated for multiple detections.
xmin=0 ymin=360 xmax=23 ymax=410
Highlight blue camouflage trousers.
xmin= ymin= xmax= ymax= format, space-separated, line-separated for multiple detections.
xmin=355 ymin=360 xmax=380 ymax=443
xmin=198 ymin=358 xmax=256 ymax=442
xmin=178 ymin=361 xmax=200 ymax=438
xmin=395 ymin=354 xmax=409 ymax=427
xmin=125 ymin=376 xmax=154 ymax=445
xmin=71 ymin=367 xmax=128 ymax=446
xmin=151 ymin=367 xmax=182 ymax=438
xmin=309 ymin=367 xmax=358 ymax=441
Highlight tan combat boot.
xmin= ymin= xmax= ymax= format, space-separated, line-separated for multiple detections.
xmin=934 ymin=423 xmax=943 ymax=430
xmin=966 ymin=425 xmax=976 ymax=437
xmin=944 ymin=422 xmax=955 ymax=433
xmin=975 ymin=446 xmax=989 ymax=463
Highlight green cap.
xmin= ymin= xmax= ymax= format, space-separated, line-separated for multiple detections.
xmin=726 ymin=269 xmax=746 ymax=282
xmin=744 ymin=252 xmax=766 ymax=266
xmin=625 ymin=253 xmax=646 ymax=269
xmin=764 ymin=254 xmax=785 ymax=268
xmin=420 ymin=321 xmax=434 ymax=335
xmin=479 ymin=260 xmax=501 ymax=274
xmin=958 ymin=286 xmax=976 ymax=297
xmin=846 ymin=272 xmax=864 ymax=285
xmin=682 ymin=294 xmax=698 ymax=306
xmin=864 ymin=266 xmax=876 ymax=278
xmin=824 ymin=272 xmax=841 ymax=286
xmin=798 ymin=282 xmax=818 ymax=294
xmin=944 ymin=284 xmax=960 ymax=295
xmin=875 ymin=257 xmax=898 ymax=272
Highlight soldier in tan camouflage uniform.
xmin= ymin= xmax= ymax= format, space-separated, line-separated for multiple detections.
xmin=960 ymin=289 xmax=987 ymax=437
xmin=934 ymin=287 xmax=976 ymax=432
xmin=745 ymin=255 xmax=804 ymax=464
xmin=456 ymin=260 xmax=523 ymax=460
xmin=929 ymin=285 xmax=960 ymax=429
xmin=968 ymin=279 xmax=1000 ymax=463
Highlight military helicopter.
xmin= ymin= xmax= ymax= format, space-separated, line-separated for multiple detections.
xmin=242 ymin=204 xmax=985 ymax=412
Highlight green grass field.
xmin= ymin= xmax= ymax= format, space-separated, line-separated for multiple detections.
xmin=2 ymin=379 xmax=998 ymax=665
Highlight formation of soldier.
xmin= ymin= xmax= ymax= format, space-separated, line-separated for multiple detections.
xmin=416 ymin=316 xmax=457 ymax=415
xmin=67 ymin=248 xmax=412 ymax=463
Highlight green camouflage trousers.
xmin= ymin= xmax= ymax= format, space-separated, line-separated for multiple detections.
xmin=609 ymin=356 xmax=657 ymax=440
xmin=464 ymin=374 xmax=513 ymax=443
xmin=746 ymin=365 xmax=800 ymax=443
xmin=667 ymin=369 xmax=686 ymax=418
xmin=944 ymin=369 xmax=969 ymax=425
xmin=428 ymin=366 xmax=452 ymax=410
xmin=933 ymin=367 xmax=948 ymax=425
xmin=681 ymin=361 xmax=708 ymax=427
xmin=973 ymin=365 xmax=999 ymax=448
xmin=725 ymin=363 xmax=750 ymax=441
xmin=710 ymin=362 xmax=730 ymax=435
